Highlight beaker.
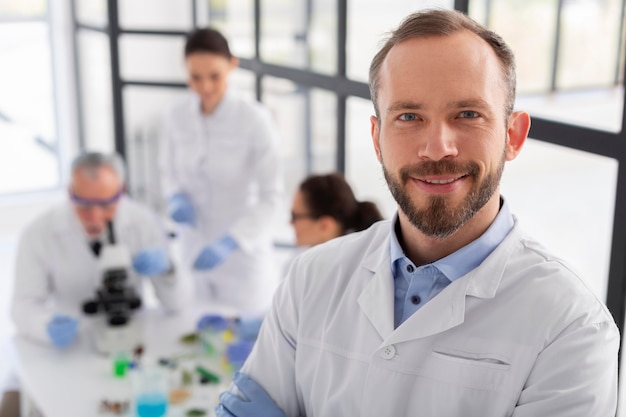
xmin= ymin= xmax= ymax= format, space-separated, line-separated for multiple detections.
xmin=131 ymin=365 xmax=169 ymax=417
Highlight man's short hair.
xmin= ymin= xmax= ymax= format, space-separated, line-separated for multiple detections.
xmin=70 ymin=151 xmax=126 ymax=184
xmin=368 ymin=8 xmax=516 ymax=121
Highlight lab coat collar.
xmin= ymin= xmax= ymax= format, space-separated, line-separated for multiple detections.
xmin=188 ymin=86 xmax=237 ymax=119
xmin=358 ymin=228 xmax=396 ymax=341
xmin=358 ymin=217 xmax=521 ymax=345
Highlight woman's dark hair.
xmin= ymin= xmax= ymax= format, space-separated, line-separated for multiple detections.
xmin=184 ymin=27 xmax=232 ymax=59
xmin=299 ymin=173 xmax=384 ymax=235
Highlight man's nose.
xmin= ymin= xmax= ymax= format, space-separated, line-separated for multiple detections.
xmin=417 ymin=122 xmax=459 ymax=161
xmin=85 ymin=206 xmax=107 ymax=223
xmin=200 ymin=79 xmax=213 ymax=93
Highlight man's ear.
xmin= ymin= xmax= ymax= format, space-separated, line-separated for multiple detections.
xmin=505 ymin=111 xmax=531 ymax=161
xmin=371 ymin=115 xmax=382 ymax=163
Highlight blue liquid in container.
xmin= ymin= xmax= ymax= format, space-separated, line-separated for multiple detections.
xmin=136 ymin=393 xmax=168 ymax=417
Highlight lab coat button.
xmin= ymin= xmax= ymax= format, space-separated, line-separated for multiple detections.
xmin=381 ymin=345 xmax=396 ymax=359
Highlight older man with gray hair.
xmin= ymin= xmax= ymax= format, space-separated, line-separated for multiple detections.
xmin=1 ymin=151 xmax=184 ymax=415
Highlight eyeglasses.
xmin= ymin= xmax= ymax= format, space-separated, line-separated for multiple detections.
xmin=70 ymin=189 xmax=123 ymax=209
xmin=290 ymin=211 xmax=316 ymax=223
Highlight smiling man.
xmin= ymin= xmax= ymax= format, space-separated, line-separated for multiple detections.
xmin=215 ymin=9 xmax=619 ymax=417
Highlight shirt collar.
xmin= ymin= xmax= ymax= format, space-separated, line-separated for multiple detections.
xmin=389 ymin=197 xmax=514 ymax=282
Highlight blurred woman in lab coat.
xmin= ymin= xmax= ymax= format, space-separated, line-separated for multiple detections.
xmin=159 ymin=28 xmax=283 ymax=316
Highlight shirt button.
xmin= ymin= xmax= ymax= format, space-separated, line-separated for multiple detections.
xmin=411 ymin=295 xmax=421 ymax=305
xmin=406 ymin=265 xmax=414 ymax=273
xmin=380 ymin=345 xmax=396 ymax=359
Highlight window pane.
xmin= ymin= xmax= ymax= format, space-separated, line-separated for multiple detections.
xmin=557 ymin=0 xmax=622 ymax=89
xmin=0 ymin=22 xmax=60 ymax=194
xmin=346 ymin=96 xmax=394 ymax=218
xmin=501 ymin=138 xmax=616 ymax=302
xmin=207 ymin=0 xmax=255 ymax=59
xmin=516 ymin=88 xmax=624 ymax=133
xmin=262 ymin=77 xmax=310 ymax=194
xmin=261 ymin=78 xmax=339 ymax=244
xmin=119 ymin=0 xmax=193 ymax=31
xmin=77 ymin=29 xmax=114 ymax=152
xmin=310 ymin=89 xmax=337 ymax=173
xmin=260 ymin=0 xmax=338 ymax=74
xmin=120 ymin=34 xmax=187 ymax=82
xmin=0 ymin=0 xmax=46 ymax=17
xmin=262 ymin=78 xmax=338 ymax=196
xmin=469 ymin=0 xmax=557 ymax=93
xmin=75 ymin=0 xmax=107 ymax=27
xmin=347 ymin=0 xmax=453 ymax=82
xmin=471 ymin=0 xmax=626 ymax=132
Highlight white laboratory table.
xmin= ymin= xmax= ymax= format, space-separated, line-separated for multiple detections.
xmin=6 ymin=304 xmax=239 ymax=417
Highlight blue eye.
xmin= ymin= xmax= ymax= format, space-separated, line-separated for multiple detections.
xmin=459 ymin=111 xmax=479 ymax=118
xmin=399 ymin=113 xmax=418 ymax=121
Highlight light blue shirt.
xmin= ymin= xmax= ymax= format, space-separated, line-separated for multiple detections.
xmin=390 ymin=198 xmax=514 ymax=327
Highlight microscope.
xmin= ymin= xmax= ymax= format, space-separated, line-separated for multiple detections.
xmin=82 ymin=221 xmax=143 ymax=354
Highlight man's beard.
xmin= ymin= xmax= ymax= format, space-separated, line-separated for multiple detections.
xmin=383 ymin=153 xmax=505 ymax=239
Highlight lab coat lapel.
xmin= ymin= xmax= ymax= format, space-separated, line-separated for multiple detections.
xmin=384 ymin=222 xmax=519 ymax=345
xmin=386 ymin=276 xmax=469 ymax=345
xmin=52 ymin=203 xmax=101 ymax=289
xmin=53 ymin=202 xmax=94 ymax=257
xmin=357 ymin=234 xmax=395 ymax=341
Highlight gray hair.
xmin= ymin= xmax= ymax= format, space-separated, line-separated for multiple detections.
xmin=369 ymin=9 xmax=516 ymax=121
xmin=70 ymin=151 xmax=127 ymax=184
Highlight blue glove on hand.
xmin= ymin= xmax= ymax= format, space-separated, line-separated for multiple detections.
xmin=193 ymin=235 xmax=238 ymax=271
xmin=132 ymin=247 xmax=172 ymax=276
xmin=167 ymin=193 xmax=195 ymax=226
xmin=46 ymin=315 xmax=79 ymax=348
xmin=196 ymin=314 xmax=229 ymax=332
xmin=215 ymin=372 xmax=286 ymax=417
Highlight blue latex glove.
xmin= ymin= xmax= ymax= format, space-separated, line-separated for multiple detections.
xmin=196 ymin=314 xmax=229 ymax=332
xmin=132 ymin=247 xmax=172 ymax=276
xmin=46 ymin=315 xmax=79 ymax=348
xmin=193 ymin=235 xmax=238 ymax=271
xmin=226 ymin=340 xmax=255 ymax=371
xmin=216 ymin=372 xmax=286 ymax=417
xmin=167 ymin=193 xmax=195 ymax=226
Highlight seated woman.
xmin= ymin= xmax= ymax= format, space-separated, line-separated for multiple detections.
xmin=290 ymin=172 xmax=384 ymax=247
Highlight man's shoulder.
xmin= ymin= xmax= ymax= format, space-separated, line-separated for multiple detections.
xmin=507 ymin=230 xmax=613 ymax=323
xmin=18 ymin=202 xmax=71 ymax=249
xmin=22 ymin=202 xmax=69 ymax=234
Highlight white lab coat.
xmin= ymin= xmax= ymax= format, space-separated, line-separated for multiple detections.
xmin=159 ymin=88 xmax=282 ymax=315
xmin=243 ymin=217 xmax=619 ymax=416
xmin=11 ymin=198 xmax=183 ymax=346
